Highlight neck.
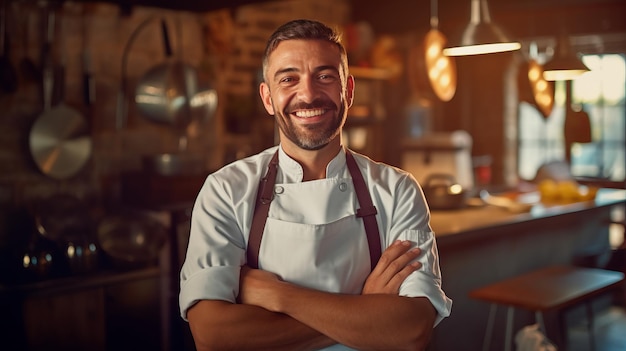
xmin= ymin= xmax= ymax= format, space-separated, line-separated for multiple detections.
xmin=281 ymin=139 xmax=342 ymax=181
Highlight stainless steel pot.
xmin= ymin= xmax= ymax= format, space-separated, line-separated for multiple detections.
xmin=134 ymin=19 xmax=217 ymax=129
xmin=97 ymin=211 xmax=167 ymax=269
xmin=422 ymin=173 xmax=467 ymax=210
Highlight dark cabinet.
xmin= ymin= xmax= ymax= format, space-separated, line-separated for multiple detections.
xmin=2 ymin=268 xmax=162 ymax=351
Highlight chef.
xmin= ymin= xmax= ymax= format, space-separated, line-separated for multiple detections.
xmin=179 ymin=19 xmax=452 ymax=351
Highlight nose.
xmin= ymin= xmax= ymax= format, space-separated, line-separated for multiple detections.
xmin=297 ymin=76 xmax=319 ymax=103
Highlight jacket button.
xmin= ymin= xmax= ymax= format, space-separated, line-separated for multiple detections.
xmin=339 ymin=182 xmax=347 ymax=191
xmin=274 ymin=186 xmax=284 ymax=194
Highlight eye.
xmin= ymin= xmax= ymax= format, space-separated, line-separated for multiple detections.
xmin=318 ymin=73 xmax=338 ymax=82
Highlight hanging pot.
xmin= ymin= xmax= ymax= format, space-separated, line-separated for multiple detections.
xmin=134 ymin=19 xmax=216 ymax=129
xmin=422 ymin=173 xmax=467 ymax=210
xmin=97 ymin=210 xmax=167 ymax=269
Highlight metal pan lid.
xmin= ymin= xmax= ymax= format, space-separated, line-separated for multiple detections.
xmin=29 ymin=104 xmax=92 ymax=179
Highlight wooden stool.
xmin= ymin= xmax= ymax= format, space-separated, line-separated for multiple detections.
xmin=470 ymin=265 xmax=624 ymax=351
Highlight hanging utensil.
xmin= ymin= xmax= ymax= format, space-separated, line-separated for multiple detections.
xmin=18 ymin=4 xmax=40 ymax=84
xmin=135 ymin=19 xmax=198 ymax=129
xmin=28 ymin=6 xmax=92 ymax=180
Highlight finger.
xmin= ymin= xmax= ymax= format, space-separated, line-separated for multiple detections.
xmin=375 ymin=242 xmax=421 ymax=282
xmin=370 ymin=240 xmax=412 ymax=277
xmin=386 ymin=260 xmax=422 ymax=290
xmin=380 ymin=247 xmax=421 ymax=287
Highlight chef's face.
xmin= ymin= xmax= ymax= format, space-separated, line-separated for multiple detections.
xmin=260 ymin=39 xmax=354 ymax=151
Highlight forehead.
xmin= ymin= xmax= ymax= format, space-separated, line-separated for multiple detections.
xmin=266 ymin=39 xmax=343 ymax=74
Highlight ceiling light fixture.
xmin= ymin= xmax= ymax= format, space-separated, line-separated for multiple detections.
xmin=424 ymin=0 xmax=457 ymax=101
xmin=542 ymin=34 xmax=590 ymax=81
xmin=443 ymin=0 xmax=521 ymax=56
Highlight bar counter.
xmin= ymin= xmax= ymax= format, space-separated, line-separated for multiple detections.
xmin=429 ymin=188 xmax=625 ymax=351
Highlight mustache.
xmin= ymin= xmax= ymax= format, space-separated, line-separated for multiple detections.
xmin=286 ymin=98 xmax=337 ymax=113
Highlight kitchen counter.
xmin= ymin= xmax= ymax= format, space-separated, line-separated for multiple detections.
xmin=429 ymin=188 xmax=625 ymax=351
xmin=431 ymin=188 xmax=625 ymax=244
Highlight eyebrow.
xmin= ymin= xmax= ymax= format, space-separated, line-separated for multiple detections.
xmin=273 ymin=65 xmax=340 ymax=81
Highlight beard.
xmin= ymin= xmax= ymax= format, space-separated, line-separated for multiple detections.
xmin=274 ymin=97 xmax=347 ymax=151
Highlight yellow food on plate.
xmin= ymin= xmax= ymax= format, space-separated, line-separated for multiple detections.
xmin=538 ymin=179 xmax=598 ymax=203
xmin=557 ymin=180 xmax=581 ymax=201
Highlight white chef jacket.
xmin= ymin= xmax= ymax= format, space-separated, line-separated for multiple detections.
xmin=179 ymin=145 xmax=452 ymax=350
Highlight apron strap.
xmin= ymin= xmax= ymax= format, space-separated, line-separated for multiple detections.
xmin=246 ymin=151 xmax=279 ymax=269
xmin=246 ymin=149 xmax=382 ymax=270
xmin=345 ymin=150 xmax=382 ymax=270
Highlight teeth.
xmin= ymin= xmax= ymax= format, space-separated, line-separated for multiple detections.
xmin=294 ymin=109 xmax=325 ymax=118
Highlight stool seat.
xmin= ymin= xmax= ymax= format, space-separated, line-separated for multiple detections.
xmin=470 ymin=265 xmax=624 ymax=351
xmin=470 ymin=265 xmax=624 ymax=311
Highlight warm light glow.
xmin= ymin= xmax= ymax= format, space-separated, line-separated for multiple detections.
xmin=573 ymin=55 xmax=625 ymax=104
xmin=528 ymin=66 xmax=541 ymax=81
xmin=423 ymin=29 xmax=457 ymax=101
xmin=525 ymin=59 xmax=554 ymax=117
xmin=543 ymin=69 xmax=589 ymax=82
xmin=542 ymin=36 xmax=590 ymax=82
xmin=443 ymin=42 xmax=521 ymax=56
xmin=449 ymin=184 xmax=463 ymax=194
xmin=536 ymin=80 xmax=547 ymax=91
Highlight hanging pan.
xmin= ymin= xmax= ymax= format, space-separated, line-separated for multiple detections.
xmin=29 ymin=7 xmax=92 ymax=180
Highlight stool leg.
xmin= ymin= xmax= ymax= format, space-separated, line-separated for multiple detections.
xmin=585 ymin=302 xmax=596 ymax=351
xmin=505 ymin=306 xmax=515 ymax=351
xmin=535 ymin=311 xmax=546 ymax=335
xmin=482 ymin=304 xmax=497 ymax=351
xmin=559 ymin=311 xmax=568 ymax=351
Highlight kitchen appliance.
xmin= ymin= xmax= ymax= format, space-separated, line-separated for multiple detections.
xmin=421 ymin=173 xmax=468 ymax=210
xmin=401 ymin=130 xmax=474 ymax=191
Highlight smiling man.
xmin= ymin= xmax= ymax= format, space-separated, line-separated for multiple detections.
xmin=179 ymin=19 xmax=452 ymax=351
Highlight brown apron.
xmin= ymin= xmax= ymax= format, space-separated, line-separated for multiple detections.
xmin=246 ymin=149 xmax=382 ymax=270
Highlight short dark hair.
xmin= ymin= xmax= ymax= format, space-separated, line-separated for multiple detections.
xmin=262 ymin=19 xmax=348 ymax=82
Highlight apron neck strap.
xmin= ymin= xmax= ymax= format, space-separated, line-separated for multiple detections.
xmin=246 ymin=151 xmax=279 ymax=269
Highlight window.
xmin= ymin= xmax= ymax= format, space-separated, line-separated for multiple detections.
xmin=518 ymin=54 xmax=625 ymax=182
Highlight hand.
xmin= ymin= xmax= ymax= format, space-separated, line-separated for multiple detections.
xmin=238 ymin=265 xmax=283 ymax=311
xmin=362 ymin=240 xmax=421 ymax=295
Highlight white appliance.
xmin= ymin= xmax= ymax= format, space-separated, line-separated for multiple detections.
xmin=401 ymin=130 xmax=474 ymax=190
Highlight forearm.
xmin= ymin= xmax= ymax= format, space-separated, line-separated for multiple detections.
xmin=187 ymin=299 xmax=336 ymax=351
xmin=271 ymin=284 xmax=436 ymax=351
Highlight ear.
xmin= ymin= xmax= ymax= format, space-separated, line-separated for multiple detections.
xmin=260 ymin=82 xmax=275 ymax=115
xmin=346 ymin=75 xmax=355 ymax=108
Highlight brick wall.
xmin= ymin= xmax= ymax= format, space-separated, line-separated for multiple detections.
xmin=0 ymin=0 xmax=350 ymax=208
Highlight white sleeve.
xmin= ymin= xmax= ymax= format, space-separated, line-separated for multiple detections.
xmin=178 ymin=173 xmax=250 ymax=320
xmin=388 ymin=174 xmax=453 ymax=326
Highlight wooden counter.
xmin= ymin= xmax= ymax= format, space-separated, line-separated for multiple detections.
xmin=431 ymin=188 xmax=625 ymax=242
xmin=429 ymin=188 xmax=625 ymax=351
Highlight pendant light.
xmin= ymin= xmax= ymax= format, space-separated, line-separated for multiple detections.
xmin=424 ymin=0 xmax=457 ymax=101
xmin=518 ymin=42 xmax=554 ymax=118
xmin=443 ymin=0 xmax=520 ymax=56
xmin=542 ymin=34 xmax=590 ymax=81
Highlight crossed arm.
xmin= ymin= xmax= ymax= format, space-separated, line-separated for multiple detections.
xmin=187 ymin=240 xmax=437 ymax=351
